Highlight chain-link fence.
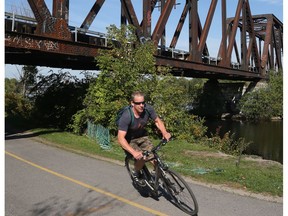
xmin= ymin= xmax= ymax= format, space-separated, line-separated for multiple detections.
xmin=87 ymin=121 xmax=111 ymax=150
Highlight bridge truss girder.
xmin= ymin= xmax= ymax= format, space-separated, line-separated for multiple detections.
xmin=5 ymin=0 xmax=283 ymax=81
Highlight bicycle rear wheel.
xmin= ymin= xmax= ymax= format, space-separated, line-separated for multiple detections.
xmin=125 ymin=156 xmax=158 ymax=196
xmin=125 ymin=156 xmax=151 ymax=186
xmin=162 ymin=169 xmax=198 ymax=215
xmin=125 ymin=155 xmax=135 ymax=182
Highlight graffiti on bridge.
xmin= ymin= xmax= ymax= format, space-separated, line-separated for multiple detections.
xmin=6 ymin=34 xmax=59 ymax=51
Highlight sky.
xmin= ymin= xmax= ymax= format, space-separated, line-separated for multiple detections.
xmin=3 ymin=0 xmax=284 ymax=79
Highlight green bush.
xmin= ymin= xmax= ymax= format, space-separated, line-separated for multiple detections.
xmin=5 ymin=92 xmax=33 ymax=119
xmin=5 ymin=78 xmax=33 ymax=120
xmin=150 ymin=75 xmax=207 ymax=141
xmin=71 ymin=25 xmax=208 ymax=141
xmin=239 ymin=70 xmax=283 ymax=120
xmin=31 ymin=71 xmax=89 ymax=129
xmin=207 ymin=130 xmax=252 ymax=156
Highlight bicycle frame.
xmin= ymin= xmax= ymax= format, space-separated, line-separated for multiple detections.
xmin=125 ymin=139 xmax=199 ymax=215
xmin=141 ymin=140 xmax=170 ymax=194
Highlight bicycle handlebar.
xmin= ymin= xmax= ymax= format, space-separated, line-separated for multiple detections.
xmin=142 ymin=139 xmax=170 ymax=158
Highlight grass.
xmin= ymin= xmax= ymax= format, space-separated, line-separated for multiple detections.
xmin=24 ymin=128 xmax=283 ymax=198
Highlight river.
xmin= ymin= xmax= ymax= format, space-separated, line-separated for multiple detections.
xmin=204 ymin=119 xmax=283 ymax=164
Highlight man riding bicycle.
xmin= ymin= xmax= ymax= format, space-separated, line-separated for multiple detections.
xmin=117 ymin=91 xmax=171 ymax=185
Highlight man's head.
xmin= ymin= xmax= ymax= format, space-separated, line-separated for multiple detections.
xmin=131 ymin=91 xmax=145 ymax=113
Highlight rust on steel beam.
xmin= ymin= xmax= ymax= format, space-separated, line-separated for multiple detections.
xmin=27 ymin=0 xmax=71 ymax=40
xmin=197 ymin=0 xmax=218 ymax=56
xmin=27 ymin=0 xmax=51 ymax=32
xmin=120 ymin=0 xmax=143 ymax=38
xmin=141 ymin=0 xmax=159 ymax=38
xmin=196 ymin=14 xmax=210 ymax=57
xmin=249 ymin=14 xmax=283 ymax=71
xmin=261 ymin=14 xmax=283 ymax=71
xmin=269 ymin=37 xmax=275 ymax=69
xmin=218 ymin=0 xmax=227 ymax=62
xmin=5 ymin=0 xmax=282 ymax=78
xmin=224 ymin=13 xmax=282 ymax=73
xmin=121 ymin=1 xmax=126 ymax=24
xmin=80 ymin=0 xmax=106 ymax=30
xmin=160 ymin=0 xmax=166 ymax=48
xmin=273 ymin=28 xmax=282 ymax=68
xmin=170 ymin=0 xmax=210 ymax=57
xmin=151 ymin=0 xmax=175 ymax=45
xmin=244 ymin=0 xmax=260 ymax=73
xmin=142 ymin=0 xmax=151 ymax=38
xmin=188 ymin=0 xmax=199 ymax=61
xmin=234 ymin=40 xmax=241 ymax=64
xmin=241 ymin=1 xmax=247 ymax=71
xmin=53 ymin=0 xmax=69 ymax=22
xmin=260 ymin=16 xmax=273 ymax=74
xmin=155 ymin=55 xmax=264 ymax=81
xmin=220 ymin=0 xmax=243 ymax=67
xmin=170 ymin=1 xmax=190 ymax=49
xmin=241 ymin=1 xmax=258 ymax=71
xmin=5 ymin=31 xmax=101 ymax=57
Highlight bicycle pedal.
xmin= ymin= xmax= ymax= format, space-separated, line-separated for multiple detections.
xmin=135 ymin=178 xmax=146 ymax=187
xmin=137 ymin=181 xmax=146 ymax=187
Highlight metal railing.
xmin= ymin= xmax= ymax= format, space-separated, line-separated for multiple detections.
xmin=5 ymin=11 xmax=243 ymax=69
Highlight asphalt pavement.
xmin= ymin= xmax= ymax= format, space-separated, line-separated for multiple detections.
xmin=5 ymin=132 xmax=283 ymax=216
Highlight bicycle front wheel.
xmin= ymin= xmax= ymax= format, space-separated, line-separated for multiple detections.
xmin=162 ymin=169 xmax=198 ymax=215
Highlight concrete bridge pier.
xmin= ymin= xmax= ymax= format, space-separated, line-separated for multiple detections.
xmin=193 ymin=79 xmax=267 ymax=119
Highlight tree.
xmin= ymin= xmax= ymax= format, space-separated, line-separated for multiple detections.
xmin=5 ymin=78 xmax=21 ymax=94
xmin=268 ymin=70 xmax=283 ymax=117
xmin=20 ymin=65 xmax=38 ymax=97
xmin=73 ymin=25 xmax=158 ymax=133
xmin=5 ymin=78 xmax=33 ymax=120
xmin=32 ymin=70 xmax=90 ymax=129
xmin=72 ymin=24 xmax=208 ymax=141
xmin=239 ymin=70 xmax=283 ymax=120
xmin=150 ymin=75 xmax=207 ymax=140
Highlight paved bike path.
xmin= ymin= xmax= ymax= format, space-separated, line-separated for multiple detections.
xmin=5 ymin=134 xmax=283 ymax=216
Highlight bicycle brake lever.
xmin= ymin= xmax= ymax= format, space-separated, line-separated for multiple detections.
xmin=143 ymin=150 xmax=149 ymax=157
xmin=142 ymin=150 xmax=151 ymax=161
xmin=162 ymin=139 xmax=168 ymax=145
xmin=162 ymin=136 xmax=174 ymax=145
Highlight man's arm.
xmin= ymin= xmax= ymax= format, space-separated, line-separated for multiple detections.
xmin=117 ymin=130 xmax=143 ymax=160
xmin=154 ymin=117 xmax=171 ymax=141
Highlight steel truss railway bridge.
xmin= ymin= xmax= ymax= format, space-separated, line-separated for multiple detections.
xmin=5 ymin=0 xmax=283 ymax=81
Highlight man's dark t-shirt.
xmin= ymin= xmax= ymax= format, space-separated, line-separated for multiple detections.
xmin=118 ymin=104 xmax=157 ymax=142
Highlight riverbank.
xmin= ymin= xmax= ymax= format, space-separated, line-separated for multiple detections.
xmin=6 ymin=126 xmax=282 ymax=200
xmin=204 ymin=118 xmax=283 ymax=163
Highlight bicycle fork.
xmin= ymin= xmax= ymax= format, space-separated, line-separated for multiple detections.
xmin=142 ymin=165 xmax=160 ymax=193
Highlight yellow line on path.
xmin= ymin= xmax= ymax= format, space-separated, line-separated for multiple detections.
xmin=5 ymin=151 xmax=168 ymax=216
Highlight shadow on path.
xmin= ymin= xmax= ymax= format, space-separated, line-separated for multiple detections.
xmin=5 ymin=120 xmax=61 ymax=140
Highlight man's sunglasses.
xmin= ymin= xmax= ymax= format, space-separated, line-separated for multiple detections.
xmin=133 ymin=101 xmax=145 ymax=105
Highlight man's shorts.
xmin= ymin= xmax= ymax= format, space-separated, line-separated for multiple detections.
xmin=125 ymin=136 xmax=154 ymax=159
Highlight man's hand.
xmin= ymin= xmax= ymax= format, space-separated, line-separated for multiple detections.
xmin=163 ymin=132 xmax=171 ymax=141
xmin=154 ymin=117 xmax=171 ymax=142
xmin=132 ymin=151 xmax=143 ymax=160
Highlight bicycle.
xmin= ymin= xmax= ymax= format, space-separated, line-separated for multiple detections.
xmin=125 ymin=139 xmax=199 ymax=216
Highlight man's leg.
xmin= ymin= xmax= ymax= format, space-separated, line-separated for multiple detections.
xmin=134 ymin=159 xmax=145 ymax=171
xmin=130 ymin=136 xmax=154 ymax=172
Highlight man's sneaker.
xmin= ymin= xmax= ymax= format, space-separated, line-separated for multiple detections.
xmin=132 ymin=170 xmax=146 ymax=187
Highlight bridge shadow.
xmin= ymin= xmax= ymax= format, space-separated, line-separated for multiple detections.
xmin=5 ymin=120 xmax=62 ymax=141
xmin=28 ymin=189 xmax=123 ymax=216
